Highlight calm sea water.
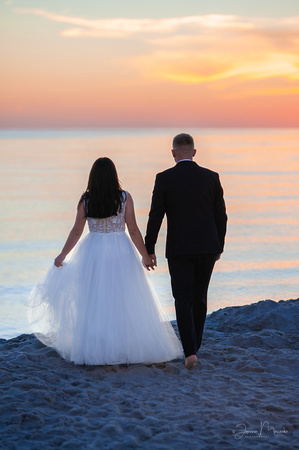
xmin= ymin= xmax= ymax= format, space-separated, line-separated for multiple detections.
xmin=0 ymin=128 xmax=298 ymax=339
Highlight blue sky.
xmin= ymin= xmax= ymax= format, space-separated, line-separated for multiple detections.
xmin=2 ymin=0 xmax=299 ymax=18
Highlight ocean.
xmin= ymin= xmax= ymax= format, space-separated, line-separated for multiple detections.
xmin=0 ymin=128 xmax=298 ymax=339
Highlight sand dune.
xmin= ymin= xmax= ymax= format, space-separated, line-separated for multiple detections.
xmin=0 ymin=299 xmax=298 ymax=449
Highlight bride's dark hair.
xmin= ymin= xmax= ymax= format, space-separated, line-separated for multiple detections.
xmin=79 ymin=158 xmax=124 ymax=218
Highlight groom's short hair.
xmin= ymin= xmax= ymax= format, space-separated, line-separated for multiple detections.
xmin=172 ymin=133 xmax=194 ymax=149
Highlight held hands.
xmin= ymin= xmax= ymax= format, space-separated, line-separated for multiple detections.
xmin=142 ymin=254 xmax=157 ymax=271
xmin=54 ymin=253 xmax=65 ymax=267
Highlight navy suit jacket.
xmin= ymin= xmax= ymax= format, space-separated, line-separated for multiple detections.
xmin=145 ymin=161 xmax=227 ymax=258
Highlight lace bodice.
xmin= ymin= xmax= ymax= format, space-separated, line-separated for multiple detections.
xmin=86 ymin=192 xmax=127 ymax=234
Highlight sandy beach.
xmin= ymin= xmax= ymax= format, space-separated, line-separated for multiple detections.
xmin=0 ymin=298 xmax=298 ymax=449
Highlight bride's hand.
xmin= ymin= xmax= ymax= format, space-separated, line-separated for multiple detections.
xmin=54 ymin=253 xmax=65 ymax=267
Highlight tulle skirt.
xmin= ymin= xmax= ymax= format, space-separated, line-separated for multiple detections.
xmin=28 ymin=231 xmax=183 ymax=365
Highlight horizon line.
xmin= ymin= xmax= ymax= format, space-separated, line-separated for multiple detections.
xmin=1 ymin=125 xmax=299 ymax=131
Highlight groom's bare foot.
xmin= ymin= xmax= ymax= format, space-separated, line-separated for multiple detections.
xmin=185 ymin=354 xmax=198 ymax=370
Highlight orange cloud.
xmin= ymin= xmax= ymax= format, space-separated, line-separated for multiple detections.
xmin=142 ymin=52 xmax=299 ymax=85
xmin=140 ymin=23 xmax=299 ymax=86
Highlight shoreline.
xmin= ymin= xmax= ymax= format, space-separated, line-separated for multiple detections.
xmin=0 ymin=298 xmax=298 ymax=449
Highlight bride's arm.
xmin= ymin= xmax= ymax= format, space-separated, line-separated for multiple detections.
xmin=54 ymin=201 xmax=86 ymax=267
xmin=125 ymin=193 xmax=155 ymax=270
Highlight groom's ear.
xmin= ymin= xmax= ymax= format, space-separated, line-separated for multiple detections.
xmin=193 ymin=149 xmax=197 ymax=157
xmin=171 ymin=149 xmax=176 ymax=158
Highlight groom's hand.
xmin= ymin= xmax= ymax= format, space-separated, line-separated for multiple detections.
xmin=149 ymin=254 xmax=157 ymax=267
xmin=142 ymin=254 xmax=156 ymax=270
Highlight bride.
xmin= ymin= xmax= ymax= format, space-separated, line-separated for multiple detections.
xmin=28 ymin=157 xmax=183 ymax=365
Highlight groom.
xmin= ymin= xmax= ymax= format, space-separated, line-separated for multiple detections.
xmin=145 ymin=133 xmax=227 ymax=369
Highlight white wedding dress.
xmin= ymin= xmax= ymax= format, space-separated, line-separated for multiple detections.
xmin=28 ymin=192 xmax=183 ymax=365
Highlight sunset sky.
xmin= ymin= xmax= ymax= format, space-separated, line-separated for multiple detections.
xmin=1 ymin=0 xmax=299 ymax=128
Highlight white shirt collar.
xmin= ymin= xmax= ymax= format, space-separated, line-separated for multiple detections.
xmin=176 ymin=159 xmax=193 ymax=164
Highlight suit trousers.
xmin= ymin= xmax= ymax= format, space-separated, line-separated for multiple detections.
xmin=167 ymin=254 xmax=216 ymax=357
